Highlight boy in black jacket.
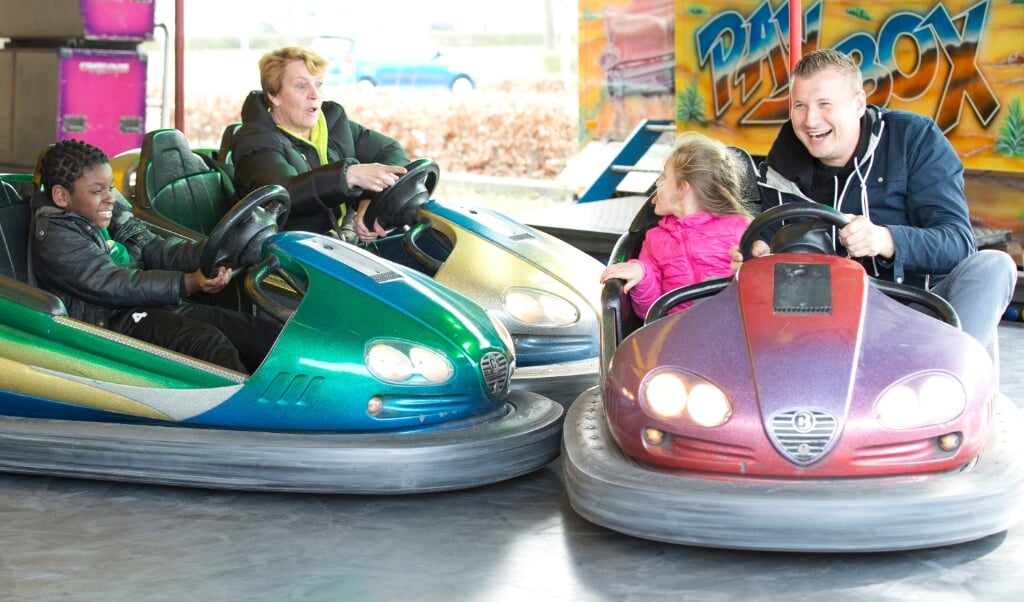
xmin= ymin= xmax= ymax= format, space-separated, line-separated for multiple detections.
xmin=32 ymin=139 xmax=280 ymax=374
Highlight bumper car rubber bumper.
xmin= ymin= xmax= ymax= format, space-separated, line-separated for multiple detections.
xmin=511 ymin=358 xmax=599 ymax=407
xmin=0 ymin=390 xmax=563 ymax=494
xmin=561 ymin=388 xmax=1024 ymax=552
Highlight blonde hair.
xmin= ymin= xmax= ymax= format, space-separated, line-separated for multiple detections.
xmin=259 ymin=46 xmax=328 ymax=96
xmin=665 ymin=131 xmax=751 ymax=216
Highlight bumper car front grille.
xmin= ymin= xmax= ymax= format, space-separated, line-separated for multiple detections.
xmin=769 ymin=409 xmax=838 ymax=465
xmin=480 ymin=352 xmax=511 ymax=397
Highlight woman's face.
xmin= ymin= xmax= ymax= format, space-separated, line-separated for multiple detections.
xmin=267 ymin=59 xmax=324 ymax=137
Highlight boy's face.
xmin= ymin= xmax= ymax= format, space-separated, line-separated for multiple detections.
xmin=52 ymin=163 xmax=116 ymax=228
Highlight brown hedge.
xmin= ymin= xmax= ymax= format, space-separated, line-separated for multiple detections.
xmin=178 ymin=78 xmax=579 ymax=180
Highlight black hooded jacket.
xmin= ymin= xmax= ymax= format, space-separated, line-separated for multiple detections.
xmin=231 ymin=91 xmax=409 ymax=234
xmin=31 ymin=191 xmax=199 ymax=329
xmin=758 ymin=106 xmax=975 ymax=288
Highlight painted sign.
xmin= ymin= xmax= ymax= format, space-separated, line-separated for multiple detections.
xmin=681 ymin=0 xmax=1024 ymax=173
xmin=578 ymin=0 xmax=677 ymax=141
xmin=579 ymin=0 xmax=1024 ymax=174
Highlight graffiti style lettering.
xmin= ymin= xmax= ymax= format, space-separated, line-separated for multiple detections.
xmin=693 ymin=0 xmax=998 ymax=133
xmin=920 ymin=2 xmax=999 ymax=129
xmin=695 ymin=10 xmax=746 ymax=116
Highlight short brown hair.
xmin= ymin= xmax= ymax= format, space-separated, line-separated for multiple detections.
xmin=792 ymin=48 xmax=863 ymax=95
xmin=258 ymin=46 xmax=328 ymax=96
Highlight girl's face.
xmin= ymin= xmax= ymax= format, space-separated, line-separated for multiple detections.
xmin=652 ymin=157 xmax=690 ymax=217
xmin=267 ymin=59 xmax=324 ymax=137
xmin=52 ymin=163 xmax=116 ymax=228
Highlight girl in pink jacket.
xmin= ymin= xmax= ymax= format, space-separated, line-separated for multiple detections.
xmin=600 ymin=132 xmax=753 ymax=318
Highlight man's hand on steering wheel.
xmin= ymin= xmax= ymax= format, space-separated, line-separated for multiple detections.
xmin=840 ymin=214 xmax=895 ymax=259
xmin=346 ymin=163 xmax=407 ymax=192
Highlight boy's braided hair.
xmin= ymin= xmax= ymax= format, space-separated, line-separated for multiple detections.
xmin=40 ymin=139 xmax=109 ymax=199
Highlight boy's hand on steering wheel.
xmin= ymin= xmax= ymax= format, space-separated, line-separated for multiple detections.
xmin=185 ymin=266 xmax=231 ymax=296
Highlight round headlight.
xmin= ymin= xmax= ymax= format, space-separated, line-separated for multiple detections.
xmin=642 ymin=369 xmax=733 ymax=427
xmin=409 ymin=346 xmax=454 ymax=383
xmin=687 ymin=383 xmax=732 ymax=427
xmin=503 ymin=287 xmax=579 ymax=327
xmin=366 ymin=343 xmax=413 ymax=382
xmin=504 ymin=289 xmax=543 ymax=324
xmin=876 ymin=372 xmax=966 ymax=429
xmin=538 ymin=293 xmax=579 ymax=326
xmin=644 ymin=371 xmax=688 ymax=417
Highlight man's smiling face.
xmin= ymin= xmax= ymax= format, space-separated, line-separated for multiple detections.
xmin=789 ymin=67 xmax=867 ymax=168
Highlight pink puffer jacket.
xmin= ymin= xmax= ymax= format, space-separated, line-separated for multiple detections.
xmin=628 ymin=210 xmax=751 ymax=317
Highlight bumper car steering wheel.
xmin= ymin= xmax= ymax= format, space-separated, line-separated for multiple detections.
xmin=361 ymin=158 xmax=440 ymax=231
xmin=200 ymin=184 xmax=290 ymax=277
xmin=647 ymin=202 xmax=960 ymax=327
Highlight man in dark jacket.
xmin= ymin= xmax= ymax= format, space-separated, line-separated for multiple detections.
xmin=32 ymin=139 xmax=280 ymax=374
xmin=733 ymin=48 xmax=1014 ymax=347
xmin=231 ymin=46 xmax=409 ymax=241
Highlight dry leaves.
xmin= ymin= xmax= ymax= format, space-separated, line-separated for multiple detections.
xmin=179 ymin=78 xmax=579 ymax=179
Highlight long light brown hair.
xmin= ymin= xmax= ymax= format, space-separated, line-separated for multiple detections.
xmin=665 ymin=131 xmax=752 ymax=216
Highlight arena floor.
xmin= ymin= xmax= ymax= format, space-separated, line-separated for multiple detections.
xmin=1 ymin=323 xmax=1022 ymax=601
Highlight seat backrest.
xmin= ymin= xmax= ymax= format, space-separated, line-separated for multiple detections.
xmin=0 ymin=179 xmax=33 ymax=283
xmin=218 ymin=122 xmax=242 ymax=165
xmin=136 ymin=128 xmax=236 ymax=235
xmin=728 ymin=145 xmax=762 ymax=213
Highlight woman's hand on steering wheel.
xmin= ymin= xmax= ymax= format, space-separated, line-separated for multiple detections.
xmin=354 ymin=198 xmax=391 ymax=242
xmin=346 ymin=163 xmax=407 ymax=192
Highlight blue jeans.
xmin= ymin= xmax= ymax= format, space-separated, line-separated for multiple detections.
xmin=930 ymin=249 xmax=1017 ymax=347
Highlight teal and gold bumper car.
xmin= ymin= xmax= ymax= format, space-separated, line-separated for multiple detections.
xmin=110 ymin=128 xmax=603 ymax=402
xmin=0 ymin=175 xmax=563 ymax=493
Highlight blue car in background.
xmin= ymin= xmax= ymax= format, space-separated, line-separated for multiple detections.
xmin=312 ymin=35 xmax=476 ymax=92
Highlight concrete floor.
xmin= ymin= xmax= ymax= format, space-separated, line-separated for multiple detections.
xmin=2 ymin=325 xmax=1023 ymax=601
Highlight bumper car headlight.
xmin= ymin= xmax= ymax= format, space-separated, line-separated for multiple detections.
xmin=642 ymin=369 xmax=732 ymax=427
xmin=502 ymin=287 xmax=579 ymax=327
xmin=875 ymin=371 xmax=966 ymax=429
xmin=366 ymin=340 xmax=454 ymax=385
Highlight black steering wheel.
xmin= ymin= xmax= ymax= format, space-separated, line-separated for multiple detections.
xmin=648 ymin=201 xmax=960 ymax=327
xmin=361 ymin=158 xmax=440 ymax=231
xmin=200 ymin=184 xmax=290 ymax=277
xmin=738 ymin=201 xmax=849 ymax=260
xmin=644 ymin=276 xmax=733 ymax=324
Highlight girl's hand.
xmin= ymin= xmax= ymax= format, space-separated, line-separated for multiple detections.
xmin=600 ymin=262 xmax=644 ymax=292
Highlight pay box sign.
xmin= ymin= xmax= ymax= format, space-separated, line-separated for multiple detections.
xmin=58 ymin=50 xmax=147 ymax=156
